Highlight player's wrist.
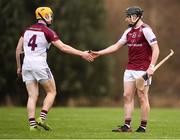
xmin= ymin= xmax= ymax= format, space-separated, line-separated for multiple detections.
xmin=80 ymin=51 xmax=85 ymax=57
xmin=98 ymin=51 xmax=103 ymax=56
xmin=150 ymin=64 xmax=155 ymax=68
xmin=149 ymin=64 xmax=155 ymax=71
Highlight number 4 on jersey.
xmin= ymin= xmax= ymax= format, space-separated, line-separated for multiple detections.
xmin=28 ymin=35 xmax=37 ymax=51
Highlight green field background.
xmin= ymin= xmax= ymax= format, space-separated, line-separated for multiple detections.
xmin=0 ymin=107 xmax=180 ymax=139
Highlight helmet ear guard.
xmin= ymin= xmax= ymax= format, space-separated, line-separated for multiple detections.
xmin=38 ymin=12 xmax=53 ymax=22
xmin=130 ymin=14 xmax=139 ymax=23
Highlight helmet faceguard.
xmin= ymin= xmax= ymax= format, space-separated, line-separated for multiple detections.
xmin=35 ymin=7 xmax=53 ymax=26
xmin=125 ymin=6 xmax=143 ymax=27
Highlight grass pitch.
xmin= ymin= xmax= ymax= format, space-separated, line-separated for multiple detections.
xmin=0 ymin=107 xmax=180 ymax=139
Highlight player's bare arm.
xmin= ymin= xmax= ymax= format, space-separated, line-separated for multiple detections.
xmin=147 ymin=43 xmax=160 ymax=76
xmin=52 ymin=40 xmax=94 ymax=62
xmin=90 ymin=41 xmax=123 ymax=59
xmin=16 ymin=37 xmax=24 ymax=76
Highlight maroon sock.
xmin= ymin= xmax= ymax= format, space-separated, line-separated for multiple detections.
xmin=141 ymin=120 xmax=147 ymax=128
xmin=29 ymin=118 xmax=36 ymax=127
xmin=40 ymin=110 xmax=48 ymax=120
xmin=125 ymin=118 xmax=131 ymax=127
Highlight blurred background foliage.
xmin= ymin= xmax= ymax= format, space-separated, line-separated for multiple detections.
xmin=0 ymin=0 xmax=180 ymax=107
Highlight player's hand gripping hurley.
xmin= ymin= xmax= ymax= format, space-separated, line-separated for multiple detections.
xmin=136 ymin=49 xmax=174 ymax=91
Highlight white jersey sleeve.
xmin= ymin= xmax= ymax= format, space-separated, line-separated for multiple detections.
xmin=142 ymin=27 xmax=157 ymax=45
xmin=118 ymin=28 xmax=131 ymax=45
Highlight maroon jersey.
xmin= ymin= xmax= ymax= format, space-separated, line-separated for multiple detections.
xmin=119 ymin=23 xmax=157 ymax=71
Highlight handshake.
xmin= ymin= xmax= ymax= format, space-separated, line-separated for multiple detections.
xmin=81 ymin=50 xmax=100 ymax=62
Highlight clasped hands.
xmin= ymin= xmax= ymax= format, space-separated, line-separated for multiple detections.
xmin=81 ymin=50 xmax=100 ymax=62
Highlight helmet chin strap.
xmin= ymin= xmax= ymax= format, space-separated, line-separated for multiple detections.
xmin=128 ymin=15 xmax=141 ymax=27
xmin=38 ymin=13 xmax=51 ymax=27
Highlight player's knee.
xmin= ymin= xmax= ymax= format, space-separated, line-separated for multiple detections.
xmin=138 ymin=96 xmax=148 ymax=105
xmin=47 ymin=90 xmax=57 ymax=96
xmin=28 ymin=93 xmax=38 ymax=101
xmin=123 ymin=93 xmax=132 ymax=102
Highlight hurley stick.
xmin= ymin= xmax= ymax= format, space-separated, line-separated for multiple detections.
xmin=136 ymin=49 xmax=174 ymax=91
